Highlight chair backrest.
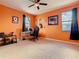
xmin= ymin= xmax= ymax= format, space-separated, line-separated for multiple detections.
xmin=33 ymin=26 xmax=39 ymax=36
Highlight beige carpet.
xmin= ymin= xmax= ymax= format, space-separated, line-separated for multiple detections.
xmin=0 ymin=39 xmax=79 ymax=59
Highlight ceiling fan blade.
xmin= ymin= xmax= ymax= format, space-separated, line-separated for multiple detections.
xmin=39 ymin=3 xmax=47 ymax=5
xmin=28 ymin=4 xmax=35 ymax=7
xmin=29 ymin=0 xmax=40 ymax=3
xmin=37 ymin=6 xmax=40 ymax=10
xmin=35 ymin=0 xmax=40 ymax=3
xmin=29 ymin=0 xmax=35 ymax=3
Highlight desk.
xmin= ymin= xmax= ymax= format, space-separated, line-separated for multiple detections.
xmin=21 ymin=32 xmax=32 ymax=40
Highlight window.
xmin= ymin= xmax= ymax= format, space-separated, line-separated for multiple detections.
xmin=25 ymin=16 xmax=30 ymax=31
xmin=61 ymin=10 xmax=72 ymax=32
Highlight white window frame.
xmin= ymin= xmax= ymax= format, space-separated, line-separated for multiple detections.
xmin=25 ymin=16 xmax=30 ymax=31
xmin=61 ymin=10 xmax=72 ymax=32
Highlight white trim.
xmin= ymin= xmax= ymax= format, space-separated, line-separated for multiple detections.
xmin=45 ymin=38 xmax=79 ymax=45
xmin=17 ymin=38 xmax=21 ymax=41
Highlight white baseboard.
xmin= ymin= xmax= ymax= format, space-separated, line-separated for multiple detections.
xmin=45 ymin=38 xmax=79 ymax=45
xmin=17 ymin=38 xmax=21 ymax=41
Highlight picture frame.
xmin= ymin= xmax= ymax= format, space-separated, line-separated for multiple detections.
xmin=12 ymin=16 xmax=18 ymax=24
xmin=48 ymin=15 xmax=58 ymax=25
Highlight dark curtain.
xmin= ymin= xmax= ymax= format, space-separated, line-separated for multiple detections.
xmin=22 ymin=15 xmax=26 ymax=32
xmin=70 ymin=8 xmax=79 ymax=40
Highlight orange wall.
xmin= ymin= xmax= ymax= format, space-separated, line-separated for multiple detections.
xmin=0 ymin=2 xmax=79 ymax=43
xmin=0 ymin=4 xmax=35 ymax=38
xmin=36 ymin=2 xmax=79 ymax=41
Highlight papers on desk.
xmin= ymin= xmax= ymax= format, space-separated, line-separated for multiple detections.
xmin=22 ymin=31 xmax=30 ymax=34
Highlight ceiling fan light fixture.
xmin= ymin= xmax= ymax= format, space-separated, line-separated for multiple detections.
xmin=35 ymin=3 xmax=39 ymax=6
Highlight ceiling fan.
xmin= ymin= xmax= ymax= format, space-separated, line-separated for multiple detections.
xmin=28 ymin=0 xmax=47 ymax=10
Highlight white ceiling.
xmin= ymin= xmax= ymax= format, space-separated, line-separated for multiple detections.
xmin=0 ymin=0 xmax=78 ymax=15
